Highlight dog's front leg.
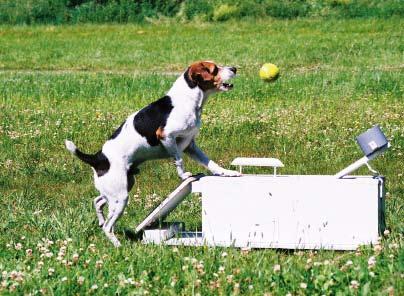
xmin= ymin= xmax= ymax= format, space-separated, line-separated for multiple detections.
xmin=161 ymin=136 xmax=192 ymax=180
xmin=185 ymin=140 xmax=241 ymax=177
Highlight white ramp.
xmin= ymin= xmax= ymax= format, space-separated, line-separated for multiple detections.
xmin=135 ymin=174 xmax=204 ymax=234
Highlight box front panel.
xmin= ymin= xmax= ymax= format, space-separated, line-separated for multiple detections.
xmin=201 ymin=176 xmax=380 ymax=249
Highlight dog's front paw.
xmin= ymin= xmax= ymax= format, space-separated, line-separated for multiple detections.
xmin=180 ymin=172 xmax=193 ymax=180
xmin=213 ymin=168 xmax=242 ymax=177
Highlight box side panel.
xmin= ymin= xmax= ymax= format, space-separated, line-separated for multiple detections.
xmin=378 ymin=177 xmax=386 ymax=235
xmin=201 ymin=176 xmax=380 ymax=250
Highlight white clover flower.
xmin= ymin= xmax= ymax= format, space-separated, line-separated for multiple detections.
xmin=389 ymin=243 xmax=399 ymax=249
xmin=300 ymin=282 xmax=307 ymax=289
xmin=273 ymin=264 xmax=281 ymax=272
xmin=373 ymin=244 xmax=383 ymax=252
xmin=91 ymin=284 xmax=98 ymax=290
xmin=77 ymin=276 xmax=85 ymax=285
xmin=368 ymin=256 xmax=376 ymax=268
xmin=350 ymin=280 xmax=359 ymax=289
xmin=88 ymin=244 xmax=96 ymax=253
xmin=26 ymin=249 xmax=33 ymax=257
xmin=95 ymin=260 xmax=103 ymax=269
xmin=241 ymin=247 xmax=251 ymax=255
xmin=9 ymin=283 xmax=18 ymax=292
xmin=383 ymin=229 xmax=390 ymax=236
xmin=226 ymin=275 xmax=233 ymax=283
xmin=218 ymin=266 xmax=225 ymax=273
xmin=48 ymin=268 xmax=55 ymax=276
xmin=72 ymin=253 xmax=79 ymax=263
xmin=314 ymin=261 xmax=322 ymax=266
xmin=221 ymin=252 xmax=228 ymax=258
xmin=61 ymin=277 xmax=68 ymax=282
xmin=9 ymin=271 xmax=18 ymax=280
xmin=15 ymin=243 xmax=23 ymax=250
xmin=345 ymin=260 xmax=353 ymax=266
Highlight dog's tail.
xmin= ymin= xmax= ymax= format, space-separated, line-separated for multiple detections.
xmin=65 ymin=140 xmax=99 ymax=168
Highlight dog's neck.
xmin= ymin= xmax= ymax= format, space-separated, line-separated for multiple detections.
xmin=167 ymin=71 xmax=211 ymax=112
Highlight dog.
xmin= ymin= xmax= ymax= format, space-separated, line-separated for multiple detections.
xmin=65 ymin=61 xmax=241 ymax=247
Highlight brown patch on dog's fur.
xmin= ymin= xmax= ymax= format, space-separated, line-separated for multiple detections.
xmin=188 ymin=61 xmax=219 ymax=91
xmin=156 ymin=126 xmax=165 ymax=140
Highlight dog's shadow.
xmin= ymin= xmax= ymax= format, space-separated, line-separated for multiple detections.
xmin=123 ymin=229 xmax=144 ymax=241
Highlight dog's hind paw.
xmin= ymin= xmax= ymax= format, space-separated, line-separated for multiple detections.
xmin=65 ymin=140 xmax=77 ymax=154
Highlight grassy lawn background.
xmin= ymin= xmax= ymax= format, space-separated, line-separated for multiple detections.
xmin=0 ymin=18 xmax=403 ymax=295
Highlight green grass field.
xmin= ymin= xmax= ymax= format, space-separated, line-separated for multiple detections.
xmin=0 ymin=18 xmax=403 ymax=295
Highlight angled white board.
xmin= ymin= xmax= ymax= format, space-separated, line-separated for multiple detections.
xmin=135 ymin=174 xmax=204 ymax=234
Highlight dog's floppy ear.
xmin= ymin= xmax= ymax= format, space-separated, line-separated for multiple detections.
xmin=188 ymin=61 xmax=216 ymax=83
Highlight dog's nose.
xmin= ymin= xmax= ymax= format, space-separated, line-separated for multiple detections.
xmin=230 ymin=67 xmax=237 ymax=74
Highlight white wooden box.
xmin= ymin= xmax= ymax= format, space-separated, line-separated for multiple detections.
xmin=188 ymin=175 xmax=385 ymax=250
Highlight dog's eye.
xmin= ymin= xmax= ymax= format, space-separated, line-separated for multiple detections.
xmin=212 ymin=66 xmax=218 ymax=76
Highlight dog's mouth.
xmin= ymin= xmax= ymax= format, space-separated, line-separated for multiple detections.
xmin=219 ymin=82 xmax=234 ymax=91
xmin=217 ymin=66 xmax=236 ymax=91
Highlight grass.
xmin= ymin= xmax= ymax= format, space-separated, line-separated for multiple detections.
xmin=0 ymin=18 xmax=403 ymax=295
xmin=0 ymin=0 xmax=403 ymax=25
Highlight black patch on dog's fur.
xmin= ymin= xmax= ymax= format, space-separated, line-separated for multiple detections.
xmin=109 ymin=121 xmax=125 ymax=140
xmin=133 ymin=96 xmax=174 ymax=146
xmin=126 ymin=165 xmax=139 ymax=192
xmin=184 ymin=68 xmax=197 ymax=88
xmin=74 ymin=148 xmax=110 ymax=177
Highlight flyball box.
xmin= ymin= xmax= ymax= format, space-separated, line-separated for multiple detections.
xmin=135 ymin=170 xmax=385 ymax=250
xmin=135 ymin=125 xmax=388 ymax=250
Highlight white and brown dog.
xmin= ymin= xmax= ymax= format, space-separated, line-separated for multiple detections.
xmin=65 ymin=61 xmax=241 ymax=247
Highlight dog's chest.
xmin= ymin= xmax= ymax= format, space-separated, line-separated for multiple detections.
xmin=169 ymin=103 xmax=202 ymax=134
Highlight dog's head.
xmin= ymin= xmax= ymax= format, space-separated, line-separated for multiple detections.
xmin=185 ymin=61 xmax=237 ymax=92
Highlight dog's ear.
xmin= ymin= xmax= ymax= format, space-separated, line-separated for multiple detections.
xmin=189 ymin=61 xmax=216 ymax=83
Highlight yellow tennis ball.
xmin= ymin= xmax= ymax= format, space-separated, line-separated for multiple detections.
xmin=259 ymin=63 xmax=280 ymax=82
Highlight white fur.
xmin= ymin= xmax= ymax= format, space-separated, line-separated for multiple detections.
xmin=65 ymin=140 xmax=77 ymax=154
xmin=66 ymin=63 xmax=240 ymax=247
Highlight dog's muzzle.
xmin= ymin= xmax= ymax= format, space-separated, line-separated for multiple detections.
xmin=218 ymin=66 xmax=237 ymax=91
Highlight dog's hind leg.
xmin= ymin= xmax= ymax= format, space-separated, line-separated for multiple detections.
xmin=102 ymin=195 xmax=128 ymax=247
xmin=94 ymin=195 xmax=107 ymax=227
